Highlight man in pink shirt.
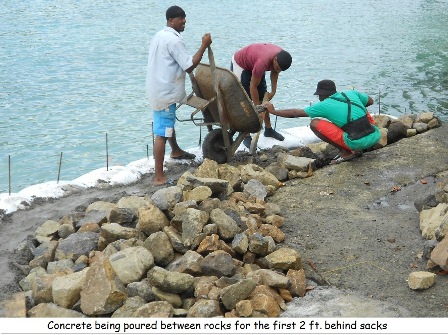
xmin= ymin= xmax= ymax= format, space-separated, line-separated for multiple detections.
xmin=231 ymin=43 xmax=292 ymax=148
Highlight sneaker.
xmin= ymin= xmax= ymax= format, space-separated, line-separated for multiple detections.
xmin=243 ymin=136 xmax=252 ymax=149
xmin=264 ymin=127 xmax=285 ymax=141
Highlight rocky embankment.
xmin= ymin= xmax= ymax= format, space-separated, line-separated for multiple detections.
xmin=1 ymin=111 xmax=447 ymax=318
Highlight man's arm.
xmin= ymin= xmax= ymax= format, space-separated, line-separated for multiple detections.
xmin=249 ymin=75 xmax=262 ymax=105
xmin=264 ymin=102 xmax=309 ymax=118
xmin=186 ymin=33 xmax=212 ymax=73
xmin=268 ymin=71 xmax=279 ymax=100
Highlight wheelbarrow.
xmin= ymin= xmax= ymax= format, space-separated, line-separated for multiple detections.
xmin=178 ymin=47 xmax=263 ymax=163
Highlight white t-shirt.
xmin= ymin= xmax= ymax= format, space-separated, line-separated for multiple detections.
xmin=145 ymin=26 xmax=193 ymax=110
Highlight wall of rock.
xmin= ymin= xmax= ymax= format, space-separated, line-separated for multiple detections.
xmin=18 ymin=159 xmax=311 ymax=318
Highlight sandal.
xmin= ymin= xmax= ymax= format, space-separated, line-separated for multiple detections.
xmin=330 ymin=153 xmax=358 ymax=165
xmin=170 ymin=152 xmax=196 ymax=160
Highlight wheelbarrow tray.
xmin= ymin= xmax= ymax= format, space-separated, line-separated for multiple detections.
xmin=193 ymin=63 xmax=262 ymax=134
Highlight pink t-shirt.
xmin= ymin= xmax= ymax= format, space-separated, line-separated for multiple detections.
xmin=234 ymin=43 xmax=282 ymax=78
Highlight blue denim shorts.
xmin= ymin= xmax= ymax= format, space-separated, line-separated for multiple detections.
xmin=153 ymin=104 xmax=176 ymax=138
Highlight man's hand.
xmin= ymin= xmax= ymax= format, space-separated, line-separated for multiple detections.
xmin=262 ymin=101 xmax=275 ymax=113
xmin=202 ymin=33 xmax=212 ymax=47
xmin=267 ymin=92 xmax=275 ymax=101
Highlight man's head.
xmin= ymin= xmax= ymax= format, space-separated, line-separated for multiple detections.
xmin=314 ymin=79 xmax=337 ymax=101
xmin=166 ymin=6 xmax=186 ymax=32
xmin=273 ymin=50 xmax=292 ymax=72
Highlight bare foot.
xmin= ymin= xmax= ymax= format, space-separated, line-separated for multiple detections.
xmin=153 ymin=176 xmax=168 ymax=186
xmin=153 ymin=177 xmax=176 ymax=186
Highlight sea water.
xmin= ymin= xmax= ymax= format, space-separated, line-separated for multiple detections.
xmin=1 ymin=0 xmax=447 ymax=194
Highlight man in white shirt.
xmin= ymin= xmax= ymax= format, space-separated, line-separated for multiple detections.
xmin=146 ymin=6 xmax=212 ymax=186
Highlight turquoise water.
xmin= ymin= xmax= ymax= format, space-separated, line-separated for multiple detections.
xmin=1 ymin=0 xmax=447 ymax=193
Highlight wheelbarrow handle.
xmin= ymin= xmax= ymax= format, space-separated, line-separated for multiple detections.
xmin=207 ymin=46 xmax=216 ymax=72
xmin=255 ymin=105 xmax=267 ymax=114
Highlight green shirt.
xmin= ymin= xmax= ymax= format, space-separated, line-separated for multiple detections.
xmin=304 ymin=90 xmax=380 ymax=150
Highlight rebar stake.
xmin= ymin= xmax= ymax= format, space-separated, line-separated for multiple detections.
xmin=57 ymin=152 xmax=63 ymax=183
xmin=8 ymin=155 xmax=11 ymax=196
xmin=151 ymin=122 xmax=154 ymax=148
xmin=106 ymin=133 xmax=109 ymax=171
xmin=378 ymin=89 xmax=381 ymax=115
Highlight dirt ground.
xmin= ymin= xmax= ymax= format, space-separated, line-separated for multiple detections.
xmin=274 ymin=124 xmax=448 ymax=317
xmin=1 ymin=124 xmax=447 ymax=317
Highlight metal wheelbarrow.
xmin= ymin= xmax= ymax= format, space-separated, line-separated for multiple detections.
xmin=178 ymin=47 xmax=263 ymax=163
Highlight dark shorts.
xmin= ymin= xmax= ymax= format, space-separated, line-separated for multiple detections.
xmin=230 ymin=60 xmax=267 ymax=100
xmin=240 ymin=70 xmax=267 ymax=100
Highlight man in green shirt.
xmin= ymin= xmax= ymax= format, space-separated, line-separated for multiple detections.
xmin=264 ymin=79 xmax=381 ymax=164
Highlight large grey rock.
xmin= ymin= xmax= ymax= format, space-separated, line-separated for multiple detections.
xmin=147 ymin=266 xmax=194 ymax=293
xmin=28 ymin=303 xmax=86 ymax=318
xmin=181 ymin=208 xmax=209 ymax=248
xmin=55 ymin=232 xmax=99 ymax=261
xmin=126 ymin=279 xmax=156 ymax=302
xmin=150 ymin=186 xmax=183 ymax=210
xmin=76 ymin=210 xmax=108 ymax=229
xmin=407 ymin=271 xmax=437 ymax=290
xmin=109 ymin=246 xmax=154 ymax=285
xmin=143 ymin=231 xmax=174 ymax=267
xmin=430 ymin=236 xmax=448 ymax=270
xmin=187 ymin=299 xmax=222 ymax=317
xmin=80 ymin=252 xmax=127 ymax=316
xmin=137 ymin=205 xmax=170 ymax=236
xmin=111 ymin=296 xmax=146 ymax=318
xmin=200 ymin=250 xmax=236 ymax=277
xmin=52 ymin=268 xmax=88 ymax=309
xmin=166 ymin=250 xmax=203 ymax=275
xmin=132 ymin=301 xmax=173 ymax=317
xmin=240 ymin=164 xmax=280 ymax=189
xmin=265 ymin=247 xmax=302 ymax=270
xmin=243 ymin=179 xmax=268 ymax=201
xmin=220 ymin=279 xmax=256 ymax=310
xmin=98 ymin=223 xmax=144 ymax=251
xmin=210 ymin=208 xmax=241 ymax=240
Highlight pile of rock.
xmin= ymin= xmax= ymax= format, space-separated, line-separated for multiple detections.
xmin=411 ymin=175 xmax=448 ymax=290
xmin=14 ymin=159 xmax=316 ymax=318
xmin=373 ymin=111 xmax=442 ymax=147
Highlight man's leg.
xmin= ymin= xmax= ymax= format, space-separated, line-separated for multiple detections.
xmin=153 ymin=135 xmax=168 ymax=185
xmin=239 ymin=71 xmax=284 ymax=144
xmin=158 ymin=104 xmax=195 ymax=160
xmin=152 ymin=106 xmax=179 ymax=185
xmin=168 ymin=129 xmax=194 ymax=158
xmin=254 ymin=74 xmax=284 ymax=141
xmin=263 ymin=114 xmax=285 ymax=141
xmin=310 ymin=119 xmax=352 ymax=157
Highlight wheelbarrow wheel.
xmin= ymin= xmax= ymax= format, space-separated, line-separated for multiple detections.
xmin=202 ymin=128 xmax=233 ymax=164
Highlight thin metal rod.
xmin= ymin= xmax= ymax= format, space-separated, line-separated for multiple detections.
xmin=8 ymin=155 xmax=11 ymax=195
xmin=378 ymin=89 xmax=381 ymax=115
xmin=57 ymin=152 xmax=63 ymax=183
xmin=151 ymin=122 xmax=154 ymax=148
xmin=106 ymin=133 xmax=109 ymax=171
xmin=146 ymin=144 xmax=149 ymax=160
